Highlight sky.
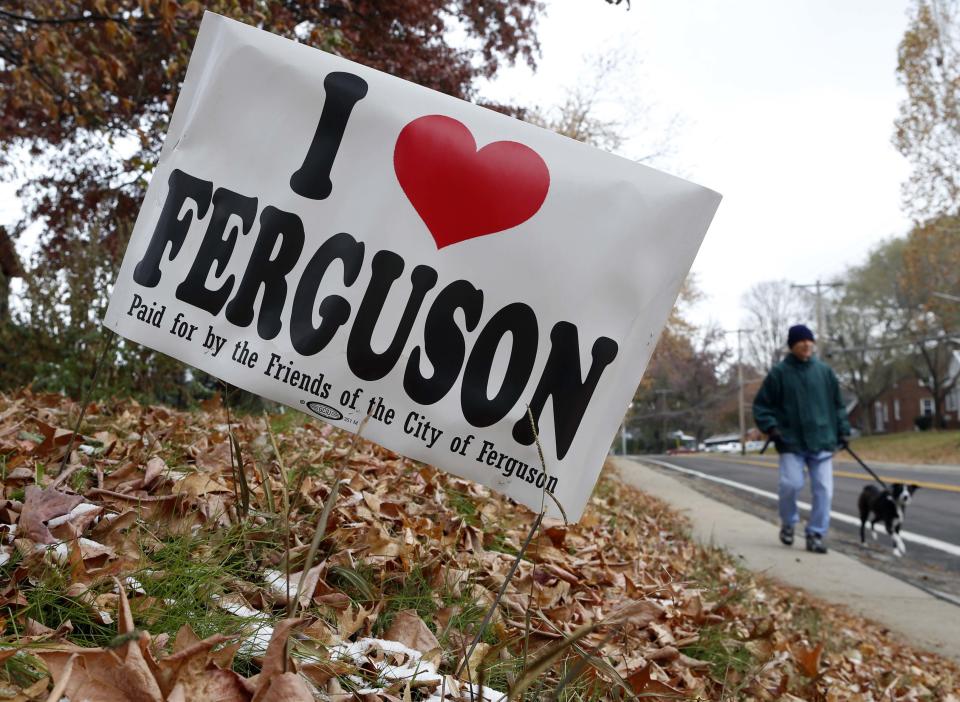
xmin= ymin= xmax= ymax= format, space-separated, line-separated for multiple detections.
xmin=481 ymin=0 xmax=915 ymax=334
xmin=1 ymin=0 xmax=915 ymax=338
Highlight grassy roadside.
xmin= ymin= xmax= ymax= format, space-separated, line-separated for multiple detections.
xmin=1 ymin=389 xmax=958 ymax=700
xmin=846 ymin=430 xmax=960 ymax=465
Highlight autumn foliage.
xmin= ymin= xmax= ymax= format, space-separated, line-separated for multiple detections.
xmin=1 ymin=391 xmax=958 ymax=700
xmin=0 ymin=1 xmax=544 ymax=397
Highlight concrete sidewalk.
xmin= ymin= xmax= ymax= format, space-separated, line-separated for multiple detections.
xmin=612 ymin=457 xmax=960 ymax=663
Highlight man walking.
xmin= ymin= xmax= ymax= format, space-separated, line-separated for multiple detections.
xmin=753 ymin=324 xmax=850 ymax=553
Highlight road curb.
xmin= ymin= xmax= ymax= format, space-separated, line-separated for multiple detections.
xmin=611 ymin=456 xmax=960 ymax=663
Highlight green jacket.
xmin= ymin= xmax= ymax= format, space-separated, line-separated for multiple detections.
xmin=753 ymin=354 xmax=851 ymax=454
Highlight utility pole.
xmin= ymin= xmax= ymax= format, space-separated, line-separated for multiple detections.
xmin=619 ymin=401 xmax=633 ymax=455
xmin=725 ymin=328 xmax=754 ymax=455
xmin=791 ymin=280 xmax=842 ymax=356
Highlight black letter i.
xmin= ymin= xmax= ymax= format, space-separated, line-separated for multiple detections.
xmin=290 ymin=71 xmax=368 ymax=200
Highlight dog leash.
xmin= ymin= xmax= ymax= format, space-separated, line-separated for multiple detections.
xmin=843 ymin=444 xmax=889 ymax=490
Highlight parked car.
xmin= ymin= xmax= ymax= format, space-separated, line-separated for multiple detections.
xmin=715 ymin=442 xmax=743 ymax=453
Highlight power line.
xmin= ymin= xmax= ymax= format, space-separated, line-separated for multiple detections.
xmin=832 ymin=334 xmax=960 ymax=353
xmin=791 ymin=280 xmax=842 ymax=351
xmin=724 ymin=328 xmax=754 ymax=455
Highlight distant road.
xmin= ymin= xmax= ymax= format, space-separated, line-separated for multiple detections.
xmin=636 ymin=453 xmax=960 ymax=600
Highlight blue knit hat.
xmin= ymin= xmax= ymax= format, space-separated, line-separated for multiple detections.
xmin=787 ymin=324 xmax=815 ymax=348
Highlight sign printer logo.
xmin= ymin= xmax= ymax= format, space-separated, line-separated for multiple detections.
xmin=305 ymin=401 xmax=344 ymax=421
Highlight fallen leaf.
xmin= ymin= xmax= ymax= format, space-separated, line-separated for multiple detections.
xmin=172 ymin=472 xmax=232 ymax=499
xmin=337 ymin=604 xmax=374 ymax=640
xmin=19 ymin=486 xmax=83 ymax=544
xmin=626 ymin=662 xmax=683 ymax=696
xmin=383 ymin=609 xmax=440 ymax=655
xmin=791 ymin=641 xmax=824 ymax=678
xmin=251 ymin=618 xmax=306 ymax=702
xmin=254 ymin=672 xmax=313 ymax=701
xmin=166 ymin=668 xmax=252 ymax=702
xmin=143 ymin=456 xmax=166 ymax=488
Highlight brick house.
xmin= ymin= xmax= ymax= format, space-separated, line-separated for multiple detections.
xmin=849 ymin=355 xmax=960 ymax=433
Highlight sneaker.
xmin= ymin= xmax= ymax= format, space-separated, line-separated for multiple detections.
xmin=806 ymin=533 xmax=828 ymax=554
xmin=779 ymin=525 xmax=794 ymax=546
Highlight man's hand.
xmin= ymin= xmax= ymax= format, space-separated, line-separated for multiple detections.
xmin=767 ymin=427 xmax=784 ymax=451
xmin=837 ymin=434 xmax=850 ymax=450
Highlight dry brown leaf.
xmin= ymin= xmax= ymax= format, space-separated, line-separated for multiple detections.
xmin=154 ymin=632 xmax=235 ymax=696
xmin=40 ymin=648 xmax=164 ymax=702
xmin=172 ymin=624 xmax=202 ymax=654
xmin=460 ymin=642 xmax=490 ymax=676
xmin=299 ymin=658 xmax=355 ymax=687
xmin=383 ymin=609 xmax=441 ymax=655
xmin=337 ymin=604 xmax=374 ymax=640
xmin=143 ymin=456 xmax=166 ymax=488
xmin=13 ymin=675 xmax=49 ymax=701
xmin=364 ymin=524 xmax=404 ymax=558
xmin=791 ymin=641 xmax=824 ymax=678
xmin=251 ymin=618 xmax=306 ymax=702
xmin=254 ymin=672 xmax=313 ymax=701
xmin=626 ymin=662 xmax=683 ymax=696
xmin=172 ymin=472 xmax=232 ymax=499
xmin=166 ymin=669 xmax=252 ymax=702
xmin=19 ymin=486 xmax=83 ymax=544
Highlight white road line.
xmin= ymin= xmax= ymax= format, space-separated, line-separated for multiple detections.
xmin=641 ymin=457 xmax=960 ymax=559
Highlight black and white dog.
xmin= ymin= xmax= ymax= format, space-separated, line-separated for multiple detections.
xmin=858 ymin=483 xmax=919 ymax=557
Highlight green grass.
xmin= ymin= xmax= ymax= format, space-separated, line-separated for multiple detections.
xmin=486 ymin=531 xmax=519 ymax=556
xmin=268 ymin=408 xmax=310 ymax=435
xmin=845 ymin=430 xmax=960 ymax=465
xmin=677 ymin=546 xmax=760 ymax=691
xmin=328 ymin=563 xmax=378 ymax=606
xmin=2 ymin=524 xmax=288 ymax=683
xmin=374 ymin=566 xmax=438 ymax=636
xmin=446 ymin=488 xmax=482 ymax=527
xmin=680 ymin=623 xmax=754 ymax=681
xmin=133 ymin=532 xmax=264 ymax=641
xmin=1 ymin=652 xmax=46 ymax=691
xmin=9 ymin=566 xmax=116 ymax=647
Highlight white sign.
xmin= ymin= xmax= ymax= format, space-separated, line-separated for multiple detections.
xmin=104 ymin=12 xmax=721 ymax=521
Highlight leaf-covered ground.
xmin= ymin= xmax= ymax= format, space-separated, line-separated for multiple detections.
xmin=1 ymin=389 xmax=958 ymax=701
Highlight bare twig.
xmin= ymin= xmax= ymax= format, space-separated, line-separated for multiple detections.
xmin=547 ymin=628 xmax=618 ymax=700
xmin=290 ymin=414 xmax=370 ymax=619
xmin=526 ymin=405 xmax=568 ymax=524
xmin=507 ymin=621 xmax=598 ymax=700
xmin=58 ymin=331 xmax=116 ymax=477
xmin=49 ymin=462 xmax=84 ymax=490
xmin=531 ymin=609 xmax=635 ymax=698
xmin=86 ymin=488 xmax=180 ymax=502
xmin=264 ymin=412 xmax=294 ymax=620
xmin=455 ymin=508 xmax=544 ymax=678
xmin=224 ymin=386 xmax=250 ymax=518
xmin=265 ymin=412 xmax=296 ymax=672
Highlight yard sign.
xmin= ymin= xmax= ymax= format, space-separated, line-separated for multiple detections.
xmin=103 ymin=12 xmax=721 ymax=521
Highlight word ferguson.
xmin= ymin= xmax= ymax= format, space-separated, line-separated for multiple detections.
xmin=132 ymin=168 xmax=619 ymax=460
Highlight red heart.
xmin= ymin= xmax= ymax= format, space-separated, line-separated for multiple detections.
xmin=394 ymin=115 xmax=550 ymax=249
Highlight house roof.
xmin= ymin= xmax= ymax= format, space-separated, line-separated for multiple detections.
xmin=703 ymin=433 xmax=740 ymax=445
xmin=0 ymin=226 xmax=23 ymax=279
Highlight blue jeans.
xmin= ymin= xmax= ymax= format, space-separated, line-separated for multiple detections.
xmin=778 ymin=451 xmax=833 ymax=537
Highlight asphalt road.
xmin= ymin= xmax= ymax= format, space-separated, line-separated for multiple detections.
xmin=639 ymin=452 xmax=960 ymax=601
